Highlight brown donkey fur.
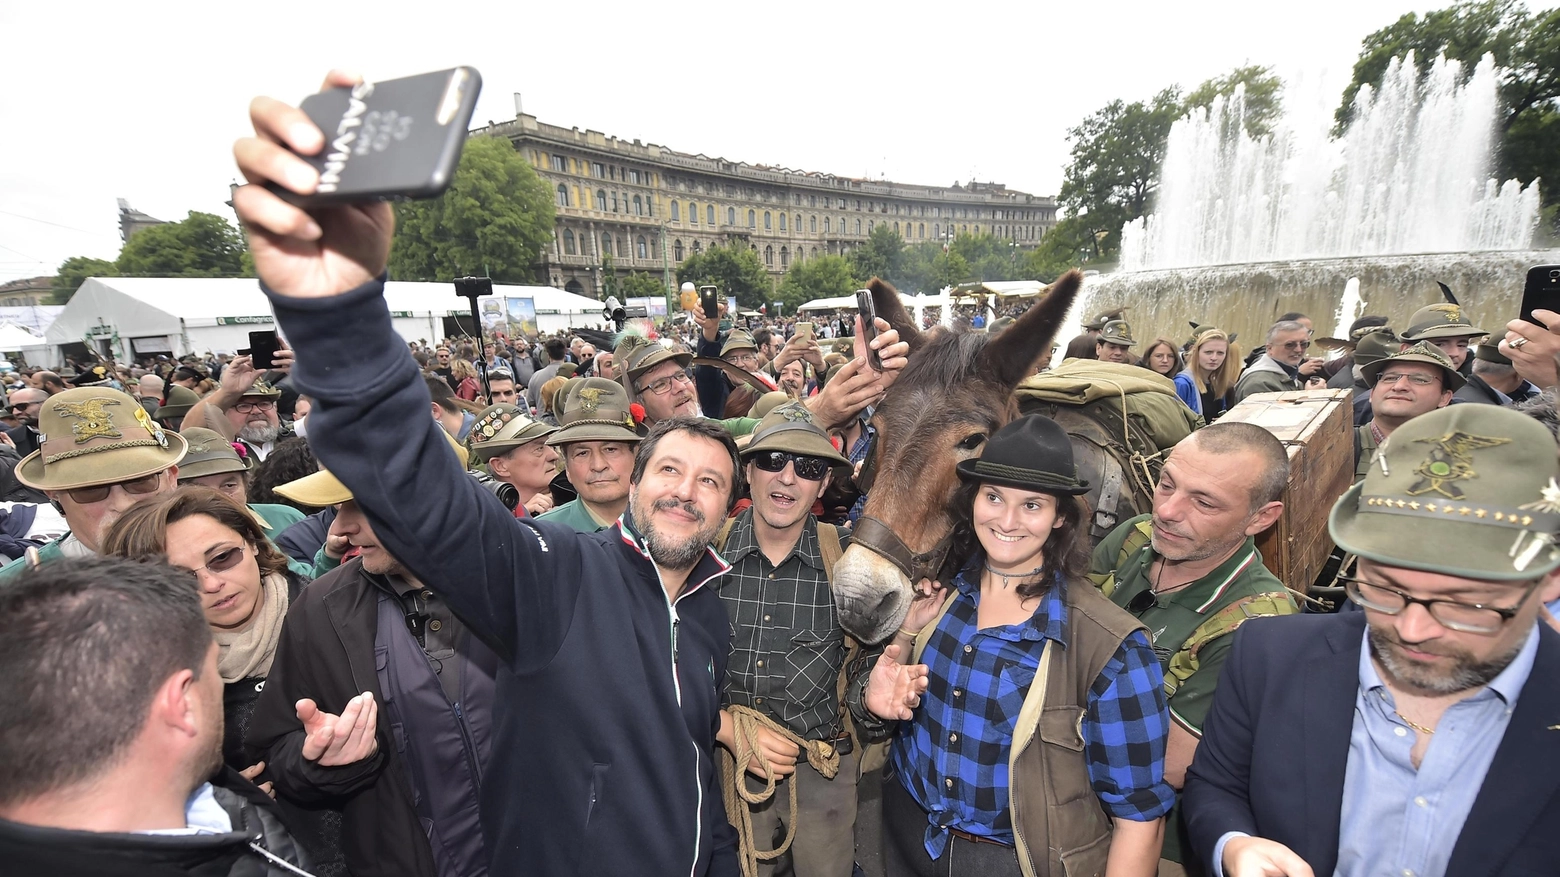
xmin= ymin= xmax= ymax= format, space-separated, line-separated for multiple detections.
xmin=831 ymin=270 xmax=1083 ymax=643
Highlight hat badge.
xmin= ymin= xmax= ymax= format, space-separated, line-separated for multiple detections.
xmin=1406 ymin=431 xmax=1511 ymax=499
xmin=578 ymin=387 xmax=604 ymax=411
xmin=55 ymin=397 xmax=122 ymax=443
xmin=779 ymin=405 xmax=812 ymax=423
xmin=132 ymin=405 xmax=169 ymax=449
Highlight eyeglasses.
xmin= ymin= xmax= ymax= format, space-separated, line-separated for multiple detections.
xmin=9 ymin=401 xmax=38 ymax=411
xmin=636 ymin=370 xmax=693 ymax=396
xmin=64 ymin=472 xmax=164 ymax=505
xmin=1279 ymin=340 xmax=1311 ymax=351
xmin=1377 ymin=372 xmax=1438 ymax=387
xmin=189 ymin=544 xmax=249 ymax=577
xmin=233 ymin=400 xmax=276 ymax=414
xmin=1341 ymin=575 xmax=1538 ymax=634
xmin=726 ymin=352 xmax=759 ymax=367
xmin=751 ymin=450 xmax=831 ymax=481
xmin=1125 ymin=588 xmax=1160 ymax=614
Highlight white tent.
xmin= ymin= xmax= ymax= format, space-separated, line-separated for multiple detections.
xmin=796 ymin=292 xmax=918 ymax=312
xmin=49 ymin=277 xmax=611 ymax=363
xmin=0 ymin=322 xmax=44 ymax=353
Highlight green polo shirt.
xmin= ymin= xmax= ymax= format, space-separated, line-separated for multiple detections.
xmin=1089 ymin=513 xmax=1291 ymax=735
xmin=1355 ymin=423 xmax=1382 ymax=484
xmin=536 ymin=498 xmax=616 ymax=533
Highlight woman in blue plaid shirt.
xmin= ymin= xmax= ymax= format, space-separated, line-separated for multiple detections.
xmin=882 ymin=415 xmax=1175 ymax=877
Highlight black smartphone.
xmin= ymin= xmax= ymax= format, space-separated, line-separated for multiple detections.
xmin=277 ymin=67 xmax=482 ymax=206
xmin=1520 ymin=265 xmax=1560 ymax=325
xmin=245 ymin=331 xmax=281 ymax=370
xmin=699 ymin=285 xmax=719 ymax=320
xmin=855 ymin=288 xmax=882 ymax=371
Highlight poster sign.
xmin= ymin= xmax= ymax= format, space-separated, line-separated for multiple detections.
xmin=505 ymin=296 xmax=537 ymax=338
xmin=215 ymin=315 xmax=273 ymax=325
xmin=479 ymin=299 xmax=506 ymax=334
xmin=626 ymin=296 xmax=668 ymax=317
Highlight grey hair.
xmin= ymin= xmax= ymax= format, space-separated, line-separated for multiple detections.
xmin=1266 ymin=321 xmax=1307 ymax=347
xmin=1472 ymin=357 xmax=1515 ymax=378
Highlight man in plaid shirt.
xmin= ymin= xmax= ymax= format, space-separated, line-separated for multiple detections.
xmin=714 ymin=403 xmax=916 ymax=876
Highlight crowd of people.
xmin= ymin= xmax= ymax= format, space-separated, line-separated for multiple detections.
xmin=1 ymin=71 xmax=1558 ymax=877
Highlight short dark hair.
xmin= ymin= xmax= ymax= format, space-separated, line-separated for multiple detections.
xmin=630 ymin=416 xmax=744 ymax=509
xmin=249 ymin=436 xmax=323 ymax=512
xmin=752 ymin=328 xmax=774 ymax=349
xmin=0 ymin=556 xmax=211 ymax=806
xmin=1277 ymin=312 xmax=1309 ymax=323
xmin=544 ymin=339 xmax=567 ymax=362
xmin=424 ymin=375 xmax=462 ymax=415
xmin=1349 ymin=315 xmax=1390 ymax=335
xmin=1190 ymin=423 xmax=1289 ymax=509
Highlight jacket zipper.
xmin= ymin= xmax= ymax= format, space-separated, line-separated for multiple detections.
xmin=664 ymin=586 xmax=702 ymax=877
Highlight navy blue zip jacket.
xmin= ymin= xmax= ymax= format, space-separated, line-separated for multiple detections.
xmin=267 ymin=278 xmax=739 ymax=877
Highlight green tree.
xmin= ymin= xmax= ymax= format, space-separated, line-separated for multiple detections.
xmin=675 ymin=242 xmax=771 ymax=308
xmin=949 ymin=232 xmax=1024 ymax=281
xmin=1183 ymin=65 xmax=1285 ymax=137
xmin=847 ymin=225 xmax=906 ymax=286
xmin=618 ymin=270 xmax=666 ymax=301
xmin=50 ymin=256 xmax=119 ymax=303
xmin=1057 ymin=87 xmax=1184 ymax=261
xmin=899 ymin=241 xmax=971 ymax=293
xmin=114 ymin=211 xmax=247 ymax=278
xmin=1024 ymin=216 xmax=1097 ymax=280
xmin=1336 ymin=1 xmax=1560 ymax=210
xmin=389 ymin=135 xmax=557 ymax=282
xmin=777 ymin=255 xmax=857 ymax=314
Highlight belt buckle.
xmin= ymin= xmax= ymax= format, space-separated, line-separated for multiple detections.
xmin=831 ymin=732 xmax=853 ymax=757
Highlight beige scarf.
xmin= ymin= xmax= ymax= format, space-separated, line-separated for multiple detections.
xmin=213 ymin=572 xmax=290 ymax=683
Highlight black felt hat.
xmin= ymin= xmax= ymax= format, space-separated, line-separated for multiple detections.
xmin=956 ymin=414 xmax=1090 ymax=495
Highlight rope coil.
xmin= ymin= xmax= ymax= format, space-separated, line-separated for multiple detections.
xmin=718 ymin=705 xmax=841 ymax=877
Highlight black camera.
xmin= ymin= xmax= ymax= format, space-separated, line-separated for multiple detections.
xmin=469 ymin=470 xmax=518 ymax=511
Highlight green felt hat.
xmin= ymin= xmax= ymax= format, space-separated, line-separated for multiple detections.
xmin=547 ymin=378 xmax=642 ymax=446
xmin=155 ymin=385 xmax=201 ymax=421
xmin=1360 ymin=341 xmax=1466 ymax=392
xmin=1330 ymin=405 xmax=1560 ymax=581
xmin=468 ymin=403 xmax=558 ymax=462
xmin=1400 ymin=302 xmax=1487 ymax=341
xmin=1098 ymin=319 xmax=1136 ymax=347
xmin=740 ymin=402 xmax=850 ymax=473
xmin=720 ymin=330 xmax=758 ymax=358
xmin=16 ymin=387 xmax=187 ymax=491
xmin=1351 ymin=330 xmax=1402 ymax=369
xmin=176 ymin=427 xmax=254 ymax=479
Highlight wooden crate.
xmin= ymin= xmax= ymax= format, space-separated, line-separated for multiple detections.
xmin=1218 ymin=389 xmax=1353 ymax=594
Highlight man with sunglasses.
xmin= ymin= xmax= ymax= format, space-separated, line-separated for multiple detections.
xmin=1233 ymin=321 xmax=1326 ymax=404
xmin=1088 ymin=422 xmax=1296 ymax=872
xmin=4 ymin=388 xmax=47 ymax=457
xmin=713 ymin=403 xmax=892 ymax=876
xmin=1185 ymin=404 xmax=1560 ymax=877
xmin=0 ymin=386 xmax=186 ymax=581
xmin=1354 ymin=343 xmax=1461 ymax=483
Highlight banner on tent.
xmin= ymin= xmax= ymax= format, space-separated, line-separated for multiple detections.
xmin=505 ymin=297 xmax=537 ymax=337
xmin=627 ymin=297 xmax=668 ymax=317
xmin=131 ymin=336 xmax=173 ymax=354
xmin=215 ymin=316 xmax=273 ymax=325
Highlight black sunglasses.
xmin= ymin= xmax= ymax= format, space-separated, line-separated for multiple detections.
xmin=1125 ymin=589 xmax=1159 ymax=613
xmin=751 ymin=450 xmax=830 ymax=481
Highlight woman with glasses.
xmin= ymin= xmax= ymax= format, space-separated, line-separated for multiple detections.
xmin=101 ymin=487 xmax=344 ymax=871
xmin=1137 ymin=338 xmax=1182 ymax=379
xmin=883 ymin=414 xmax=1174 ymax=877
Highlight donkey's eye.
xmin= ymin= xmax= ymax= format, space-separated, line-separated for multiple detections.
xmin=957 ymin=433 xmax=986 ymax=451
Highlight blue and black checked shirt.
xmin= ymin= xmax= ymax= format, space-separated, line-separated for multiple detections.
xmin=890 ymin=566 xmax=1175 ymax=858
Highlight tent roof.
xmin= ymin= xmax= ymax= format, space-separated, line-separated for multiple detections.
xmin=0 ymin=322 xmax=43 ymax=351
xmin=49 ymin=277 xmax=605 ymax=342
xmin=796 ymin=292 xmax=917 ymax=312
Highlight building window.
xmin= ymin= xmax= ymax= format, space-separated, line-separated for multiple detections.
xmin=631 ymin=170 xmax=641 ymax=184
xmin=637 ymin=236 xmax=648 ymax=259
xmin=596 ymin=190 xmax=608 ymax=212
xmin=690 ymin=202 xmax=699 ymax=224
xmin=933 ymin=207 xmax=941 ymax=217
xmin=602 ymin=233 xmax=613 ymax=257
xmin=809 ymin=195 xmax=817 ymax=207
xmin=764 ymin=211 xmax=772 ymax=230
xmin=693 ymin=241 xmax=702 ymax=254
xmin=671 ymin=200 xmax=681 ymax=221
xmin=809 ymin=215 xmax=817 ymax=233
xmin=824 ymin=217 xmax=831 ymax=233
xmin=634 ymin=195 xmax=643 ymax=215
xmin=856 ymin=219 xmax=862 ymax=235
xmin=674 ymin=239 xmax=684 ymax=261
xmin=794 ymin=213 xmax=801 ymax=232
xmin=563 ymin=229 xmax=576 ymax=255
xmin=780 ymin=246 xmax=789 ymax=269
xmin=961 ymin=225 xmax=967 ymax=233
xmin=868 ymin=220 xmax=874 ymax=233
xmin=611 ymin=192 xmax=620 ymax=212
xmin=894 ymin=222 xmax=899 ymax=235
xmin=550 ymin=154 xmax=569 ymax=172
xmin=918 ymin=223 xmax=925 ymax=238
xmin=974 ymin=225 xmax=979 ymax=234
xmin=593 ymin=162 xmax=605 ymax=178
xmin=707 ymin=205 xmax=716 ymax=225
xmin=779 ymin=213 xmax=787 ymax=231
xmin=646 ymin=198 xmax=652 ymax=218
xmin=935 ymin=224 xmax=941 ymax=238
xmin=764 ymin=246 xmax=774 ymax=266
xmin=556 ymin=184 xmax=570 ymax=207
xmin=748 ymin=210 xmax=756 ymax=228
xmin=811 ymin=247 xmax=817 ymax=258
xmin=839 ymin=198 xmax=847 ymax=209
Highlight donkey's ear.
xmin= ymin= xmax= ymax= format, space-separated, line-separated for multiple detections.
xmin=977 ymin=269 xmax=1083 ymax=390
xmin=869 ymin=277 xmax=923 ymax=355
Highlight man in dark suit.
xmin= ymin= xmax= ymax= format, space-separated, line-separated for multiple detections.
xmin=4 ymin=388 xmax=46 ymax=457
xmin=1184 ymin=403 xmax=1560 ymax=877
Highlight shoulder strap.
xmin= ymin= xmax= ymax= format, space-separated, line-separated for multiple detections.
xmin=1088 ymin=518 xmax=1154 ymax=597
xmin=1162 ymin=591 xmax=1298 ymax=697
xmin=911 ymin=591 xmax=959 ymax=665
xmin=714 ymin=517 xmax=736 ymax=553
xmin=815 ymin=523 xmax=842 ymax=585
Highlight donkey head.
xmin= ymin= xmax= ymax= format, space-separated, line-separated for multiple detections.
xmin=831 ymin=270 xmax=1083 ymax=643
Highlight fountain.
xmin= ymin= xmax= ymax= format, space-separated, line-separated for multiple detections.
xmin=1077 ymin=52 xmax=1554 ymax=352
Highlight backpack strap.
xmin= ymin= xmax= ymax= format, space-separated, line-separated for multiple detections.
xmin=714 ymin=517 xmax=737 ymax=554
xmin=1162 ymin=591 xmax=1297 ymax=698
xmin=911 ymin=591 xmax=959 ymax=665
xmin=816 ymin=523 xmax=843 ymax=578
xmin=1087 ymin=518 xmax=1154 ymax=597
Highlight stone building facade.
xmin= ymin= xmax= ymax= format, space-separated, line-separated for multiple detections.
xmin=474 ymin=114 xmax=1058 ymax=299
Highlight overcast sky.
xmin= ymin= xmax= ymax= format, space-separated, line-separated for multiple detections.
xmin=0 ymin=0 xmax=1431 ymax=283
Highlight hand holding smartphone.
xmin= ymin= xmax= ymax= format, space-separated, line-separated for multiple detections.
xmin=240 ymin=331 xmax=282 ymax=370
xmin=855 ymin=289 xmax=883 ymax=371
xmin=1520 ymin=265 xmax=1560 ymax=325
xmin=699 ymin=286 xmax=720 ymax=320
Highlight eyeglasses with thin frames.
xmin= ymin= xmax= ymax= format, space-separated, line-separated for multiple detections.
xmin=1279 ymin=340 xmax=1311 ymax=352
xmin=636 ymin=371 xmax=693 ymax=396
xmin=234 ymin=400 xmax=276 ymax=414
xmin=1340 ymin=574 xmax=1538 ymax=634
xmin=189 ymin=543 xmax=249 ymax=577
xmin=1377 ymin=372 xmax=1438 ymax=387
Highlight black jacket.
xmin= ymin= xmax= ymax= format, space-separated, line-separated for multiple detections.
xmin=267 ymin=278 xmax=739 ymax=877
xmin=246 ymin=558 xmax=439 ymax=877
xmin=0 ymin=766 xmax=308 ymax=877
xmin=6 ymin=423 xmax=39 ymax=458
xmin=1184 ymin=612 xmax=1560 ymax=875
